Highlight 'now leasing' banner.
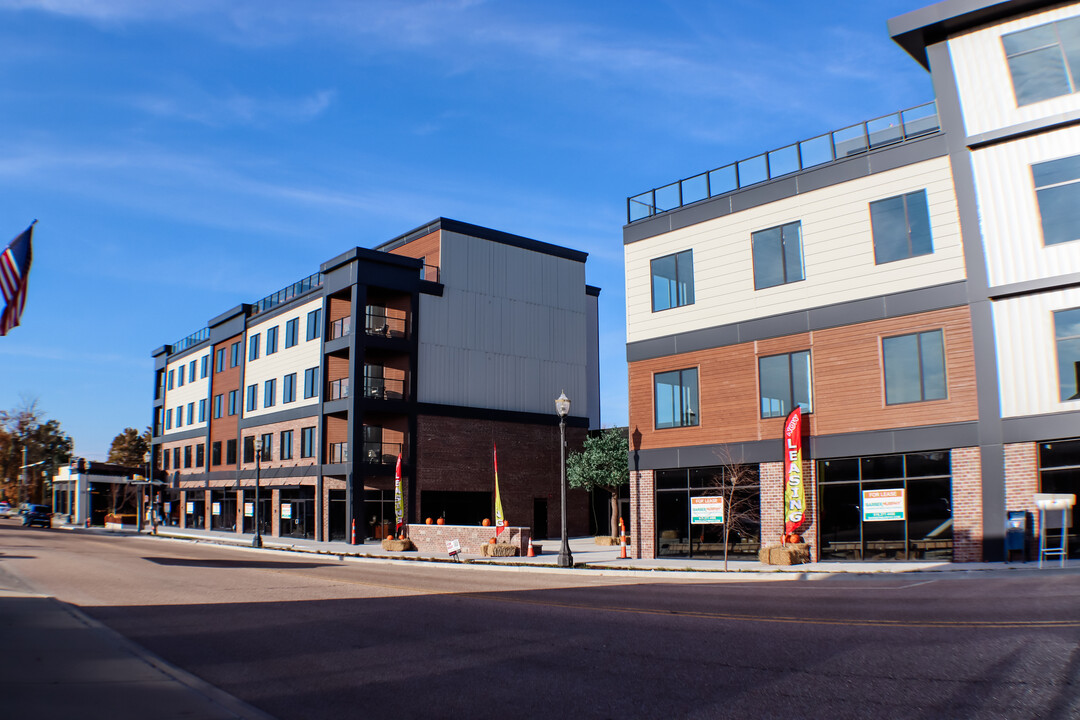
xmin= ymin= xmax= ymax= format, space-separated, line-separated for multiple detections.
xmin=783 ymin=407 xmax=805 ymax=536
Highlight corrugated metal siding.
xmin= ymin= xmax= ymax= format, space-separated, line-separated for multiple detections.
xmin=972 ymin=124 xmax=1080 ymax=287
xmin=949 ymin=3 xmax=1080 ymax=138
xmin=418 ymin=231 xmax=590 ymax=416
xmin=625 ymin=157 xmax=965 ymax=344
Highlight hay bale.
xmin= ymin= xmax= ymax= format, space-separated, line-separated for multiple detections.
xmin=482 ymin=543 xmax=519 ymax=557
xmin=758 ymin=543 xmax=810 ymax=565
xmin=381 ymin=538 xmax=415 ymax=552
xmin=594 ymin=536 xmax=619 ymax=546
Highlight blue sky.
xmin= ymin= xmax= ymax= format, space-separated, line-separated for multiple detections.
xmin=0 ymin=0 xmax=934 ymax=460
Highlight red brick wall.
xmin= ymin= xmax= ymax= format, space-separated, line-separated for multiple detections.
xmin=406 ymin=524 xmax=530 ymax=556
xmin=762 ymin=460 xmax=818 ymax=560
xmin=630 ymin=470 xmax=655 ymax=559
xmin=952 ymin=446 xmax=982 ymax=562
xmin=1005 ymin=442 xmax=1039 ymax=556
xmin=415 ymin=415 xmax=590 ymax=538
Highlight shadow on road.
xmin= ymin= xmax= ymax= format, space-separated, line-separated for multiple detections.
xmin=143 ymin=556 xmax=342 ymax=570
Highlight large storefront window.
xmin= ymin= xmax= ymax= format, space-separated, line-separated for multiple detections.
xmin=655 ymin=465 xmax=760 ymax=558
xmin=1039 ymin=440 xmax=1080 ymax=558
xmin=818 ymin=451 xmax=952 ymax=561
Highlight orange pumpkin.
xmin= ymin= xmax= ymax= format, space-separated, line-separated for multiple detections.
xmin=503 ymin=520 xmax=509 ymax=527
xmin=787 ymin=533 xmax=802 ymax=544
xmin=436 ymin=518 xmax=445 ymax=526
xmin=488 ymin=537 xmax=497 ymax=544
xmin=481 ymin=518 xmax=491 ymax=527
xmin=425 ymin=517 xmax=433 ymax=525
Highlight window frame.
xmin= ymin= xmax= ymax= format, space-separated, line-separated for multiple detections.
xmin=263 ymin=378 xmax=276 ymax=408
xmin=751 ymin=221 xmax=805 ymax=290
xmin=285 ymin=318 xmax=299 ymax=348
xmin=280 ymin=430 xmax=294 ymax=460
xmin=758 ymin=350 xmax=813 ymax=419
xmin=1054 ymin=307 xmax=1080 ymax=402
xmin=230 ymin=341 xmax=241 ymax=368
xmin=1002 ymin=18 xmax=1080 ymax=106
xmin=300 ymin=427 xmax=316 ymax=458
xmin=246 ymin=384 xmax=257 ymax=412
xmin=882 ymin=329 xmax=948 ymax=405
xmin=266 ymin=325 xmax=278 ymax=355
xmin=869 ymin=190 xmax=933 ymax=264
xmin=307 ymin=308 xmax=322 ymax=341
xmin=283 ymin=373 xmax=296 ymax=404
xmin=650 ymin=249 xmax=695 ymax=312
xmin=654 ymin=367 xmax=700 ymax=429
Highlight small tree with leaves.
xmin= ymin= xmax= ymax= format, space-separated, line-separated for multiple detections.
xmin=567 ymin=427 xmax=629 ymax=537
xmin=107 ymin=427 xmax=151 ymax=467
xmin=0 ymin=397 xmax=73 ymax=504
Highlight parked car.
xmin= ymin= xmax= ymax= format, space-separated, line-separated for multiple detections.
xmin=0 ymin=501 xmax=13 ymax=518
xmin=22 ymin=504 xmax=52 ymax=528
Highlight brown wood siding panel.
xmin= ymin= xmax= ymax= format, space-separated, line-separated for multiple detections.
xmin=628 ymin=307 xmax=977 ymax=451
xmin=209 ymin=334 xmax=242 ymax=450
xmin=326 ymin=354 xmax=349 ymax=383
xmin=328 ymin=295 xmax=351 ymax=324
xmin=389 ymin=229 xmax=440 ymax=276
xmin=325 ymin=415 xmax=347 ymax=446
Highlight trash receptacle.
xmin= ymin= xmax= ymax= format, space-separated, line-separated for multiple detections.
xmin=1006 ymin=510 xmax=1027 ymax=561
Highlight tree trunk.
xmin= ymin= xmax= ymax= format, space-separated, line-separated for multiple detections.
xmin=608 ymin=488 xmax=619 ymax=537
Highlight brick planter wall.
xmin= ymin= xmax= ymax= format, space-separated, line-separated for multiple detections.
xmin=629 ymin=470 xmax=655 ymax=559
xmin=761 ymin=460 xmax=817 ymax=561
xmin=406 ymin=524 xmax=531 ymax=557
xmin=952 ymin=446 xmax=982 ymax=562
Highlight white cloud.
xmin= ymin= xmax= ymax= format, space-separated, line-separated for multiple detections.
xmin=129 ymin=87 xmax=336 ymax=127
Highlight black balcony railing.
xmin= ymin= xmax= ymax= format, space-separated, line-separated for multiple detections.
xmin=421 ymin=264 xmax=439 ymax=282
xmin=172 ymin=327 xmax=210 ymax=354
xmin=251 ymin=272 xmax=322 ymax=316
xmin=329 ymin=316 xmax=351 ymax=340
xmin=362 ymin=441 xmax=404 ymax=465
xmin=328 ymin=442 xmax=348 ymax=464
xmin=328 ymin=378 xmax=349 ymax=401
xmin=365 ymin=311 xmax=408 ymax=339
xmin=627 ymin=101 xmax=940 ymax=223
xmin=363 ymin=376 xmax=407 ymax=401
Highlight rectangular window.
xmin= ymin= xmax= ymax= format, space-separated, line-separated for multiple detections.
xmin=1054 ymin=308 xmax=1080 ymax=401
xmin=228 ymin=390 xmax=238 ymax=416
xmin=213 ymin=394 xmax=223 ymax=419
xmin=651 ymin=250 xmax=694 ymax=312
xmin=1033 ymin=154 xmax=1080 ymax=246
xmin=283 ymin=373 xmax=296 ymax=403
xmin=187 ymin=402 xmax=194 ymax=425
xmin=195 ymin=443 xmax=205 ymax=468
xmin=759 ymin=350 xmax=812 ymax=419
xmin=230 ymin=341 xmax=241 ymax=368
xmin=173 ymin=447 xmax=180 ymax=469
xmin=162 ymin=449 xmax=170 ymax=470
xmin=177 ymin=367 xmax=184 ymax=387
xmin=226 ymin=439 xmax=237 ymax=465
xmin=165 ymin=408 xmax=172 ymax=430
xmin=654 ymin=368 xmax=700 ymax=429
xmin=175 ymin=409 xmax=182 ymax=429
xmin=280 ymin=430 xmax=294 ymax=460
xmin=200 ymin=354 xmax=209 ymax=378
xmin=752 ymin=221 xmax=804 ymax=290
xmin=246 ymin=384 xmax=257 ymax=412
xmin=212 ymin=441 xmax=221 ymax=466
xmin=188 ymin=360 xmax=196 ymax=383
xmin=300 ymin=427 xmax=316 ymax=458
xmin=883 ymin=330 xmax=947 ymax=405
xmin=168 ymin=369 xmax=175 ymax=390
xmin=304 ymin=366 xmax=320 ymax=399
xmin=266 ymin=326 xmax=278 ymax=355
xmin=285 ymin=318 xmax=299 ymax=348
xmin=870 ymin=190 xmax=933 ymax=264
xmin=243 ymin=436 xmax=255 ymax=464
xmin=249 ymin=334 xmax=259 ymax=362
xmin=198 ymin=399 xmax=206 ymax=423
xmin=1002 ymin=18 xmax=1080 ymax=106
xmin=215 ymin=348 xmax=225 ymax=373
xmin=307 ymin=308 xmax=322 ymax=341
xmin=261 ymin=433 xmax=273 ymax=461
xmin=264 ymin=378 xmax=276 ymax=408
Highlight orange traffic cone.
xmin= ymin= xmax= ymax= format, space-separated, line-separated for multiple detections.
xmin=527 ymin=537 xmax=536 ymax=557
xmin=619 ymin=532 xmax=628 ymax=559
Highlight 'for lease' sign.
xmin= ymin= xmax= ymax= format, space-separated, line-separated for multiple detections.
xmin=863 ymin=489 xmax=905 ymax=522
xmin=690 ymin=496 xmax=725 ymax=524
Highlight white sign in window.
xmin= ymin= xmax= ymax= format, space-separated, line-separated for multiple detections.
xmin=862 ymin=489 xmax=905 ymax=522
xmin=281 ymin=503 xmax=292 ymax=519
xmin=244 ymin=502 xmax=254 ymax=518
xmin=690 ymin=496 xmax=725 ymax=524
xmin=212 ymin=502 xmax=221 ymax=516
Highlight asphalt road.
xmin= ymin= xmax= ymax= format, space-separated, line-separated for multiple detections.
xmin=2 ymin=521 xmax=1078 ymax=720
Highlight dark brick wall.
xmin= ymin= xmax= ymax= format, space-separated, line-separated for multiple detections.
xmin=416 ymin=414 xmax=590 ymax=538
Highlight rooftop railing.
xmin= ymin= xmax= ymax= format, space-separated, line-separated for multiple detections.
xmin=626 ymin=101 xmax=940 ymax=224
xmin=172 ymin=327 xmax=210 ymax=353
xmin=251 ymin=271 xmax=323 ymax=316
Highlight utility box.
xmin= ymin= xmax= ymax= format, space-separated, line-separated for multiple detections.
xmin=1005 ymin=510 xmax=1028 ymax=561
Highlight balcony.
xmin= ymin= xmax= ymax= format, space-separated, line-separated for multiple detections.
xmin=329 ymin=316 xmax=351 ymax=340
xmin=362 ymin=376 xmax=407 ymax=401
xmin=328 ymin=378 xmax=349 ymax=401
xmin=627 ymin=101 xmax=940 ymax=223
xmin=328 ymin=442 xmax=348 ymax=464
xmin=251 ymin=272 xmax=322 ymax=316
xmin=362 ymin=441 xmax=404 ymax=465
xmin=365 ymin=309 xmax=408 ymax=339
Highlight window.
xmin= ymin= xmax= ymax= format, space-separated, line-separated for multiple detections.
xmin=1002 ymin=18 xmax=1080 ymax=106
xmin=883 ymin=330 xmax=947 ymax=405
xmin=651 ymin=250 xmax=694 ymax=312
xmin=195 ymin=443 xmax=205 ymax=468
xmin=281 ymin=430 xmax=294 ymax=460
xmin=198 ymin=399 xmax=206 ymax=423
xmin=212 ymin=441 xmax=221 ymax=466
xmin=249 ymin=334 xmax=259 ymax=362
xmin=759 ymin=351 xmax=812 ymax=418
xmin=177 ymin=367 xmax=184 ymax=387
xmin=215 ymin=348 xmax=225 ymax=373
xmin=301 ymin=427 xmax=316 ymax=458
xmin=1054 ymin=308 xmax=1080 ymax=401
xmin=307 ymin=308 xmax=322 ymax=341
xmin=283 ymin=373 xmax=296 ymax=403
xmin=1033 ymin=154 xmax=1080 ymax=246
xmin=752 ymin=221 xmax=804 ymax=289
xmin=167 ymin=369 xmax=174 ymax=390
xmin=200 ymin=354 xmax=209 ymax=378
xmin=870 ymin=190 xmax=933 ymax=264
xmin=304 ymin=366 xmax=320 ymax=399
xmin=230 ymin=341 xmax=241 ymax=368
xmin=243 ymin=436 xmax=255 ymax=464
xmin=266 ymin=326 xmax=278 ymax=355
xmin=261 ymin=433 xmax=273 ymax=461
xmin=226 ymin=439 xmax=237 ymax=465
xmin=213 ymin=394 xmax=223 ymax=419
xmin=246 ymin=384 xmax=257 ymax=412
xmin=264 ymin=378 xmax=276 ymax=408
xmin=654 ymin=368 xmax=700 ymax=429
xmin=162 ymin=449 xmax=170 ymax=470
xmin=187 ymin=402 xmax=194 ymax=425
xmin=285 ymin=318 xmax=299 ymax=348
xmin=175 ymin=408 xmax=182 ymax=429
xmin=165 ymin=408 xmax=172 ymax=430
xmin=228 ymin=390 xmax=238 ymax=416
xmin=188 ymin=360 xmax=196 ymax=383
xmin=173 ymin=447 xmax=180 ymax=469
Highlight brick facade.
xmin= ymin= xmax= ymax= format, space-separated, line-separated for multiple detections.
xmin=762 ymin=460 xmax=818 ymax=561
xmin=951 ymin=446 xmax=982 ymax=562
xmin=629 ymin=470 xmax=655 ymax=559
xmin=1004 ymin=442 xmax=1039 ymax=558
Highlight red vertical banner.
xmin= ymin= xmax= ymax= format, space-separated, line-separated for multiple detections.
xmin=783 ymin=407 xmax=805 ymax=538
xmin=394 ymin=453 xmax=404 ymax=534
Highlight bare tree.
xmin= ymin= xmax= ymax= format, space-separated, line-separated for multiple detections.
xmin=696 ymin=453 xmax=761 ymax=571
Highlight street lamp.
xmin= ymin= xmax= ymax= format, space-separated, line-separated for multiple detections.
xmin=555 ymin=391 xmax=573 ymax=568
xmin=252 ymin=437 xmax=263 ymax=548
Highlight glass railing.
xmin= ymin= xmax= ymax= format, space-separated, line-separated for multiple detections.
xmin=361 ymin=441 xmax=404 ymax=465
xmin=365 ymin=310 xmax=408 ymax=339
xmin=421 ymin=264 xmax=440 ymax=282
xmin=362 ymin=376 xmax=407 ymax=401
xmin=627 ymin=102 xmax=940 ymax=223
xmin=172 ymin=327 xmax=210 ymax=353
xmin=328 ymin=378 xmax=349 ymax=401
xmin=329 ymin=316 xmax=351 ymax=340
xmin=328 ymin=442 xmax=348 ymax=464
xmin=251 ymin=272 xmax=322 ymax=316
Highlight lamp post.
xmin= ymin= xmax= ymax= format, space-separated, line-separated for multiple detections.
xmin=555 ymin=391 xmax=573 ymax=568
xmin=252 ymin=437 xmax=263 ymax=548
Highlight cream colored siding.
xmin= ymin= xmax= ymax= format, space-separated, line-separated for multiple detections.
xmin=163 ymin=351 xmax=211 ymax=435
xmin=972 ymin=124 xmax=1080 ymax=287
xmin=243 ymin=296 xmax=323 ymax=419
xmin=949 ymin=3 xmax=1080 ymax=138
xmin=994 ymin=287 xmax=1080 ymax=417
xmin=625 ymin=157 xmax=964 ymax=344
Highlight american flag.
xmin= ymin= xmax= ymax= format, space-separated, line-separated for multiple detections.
xmin=0 ymin=222 xmax=35 ymax=336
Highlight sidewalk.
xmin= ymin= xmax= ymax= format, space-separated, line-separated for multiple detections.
xmin=63 ymin=522 xmax=1080 ymax=576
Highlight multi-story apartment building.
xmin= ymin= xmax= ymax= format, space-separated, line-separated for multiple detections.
xmin=624 ymin=0 xmax=1080 ymax=563
xmin=152 ymin=218 xmax=600 ymax=543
